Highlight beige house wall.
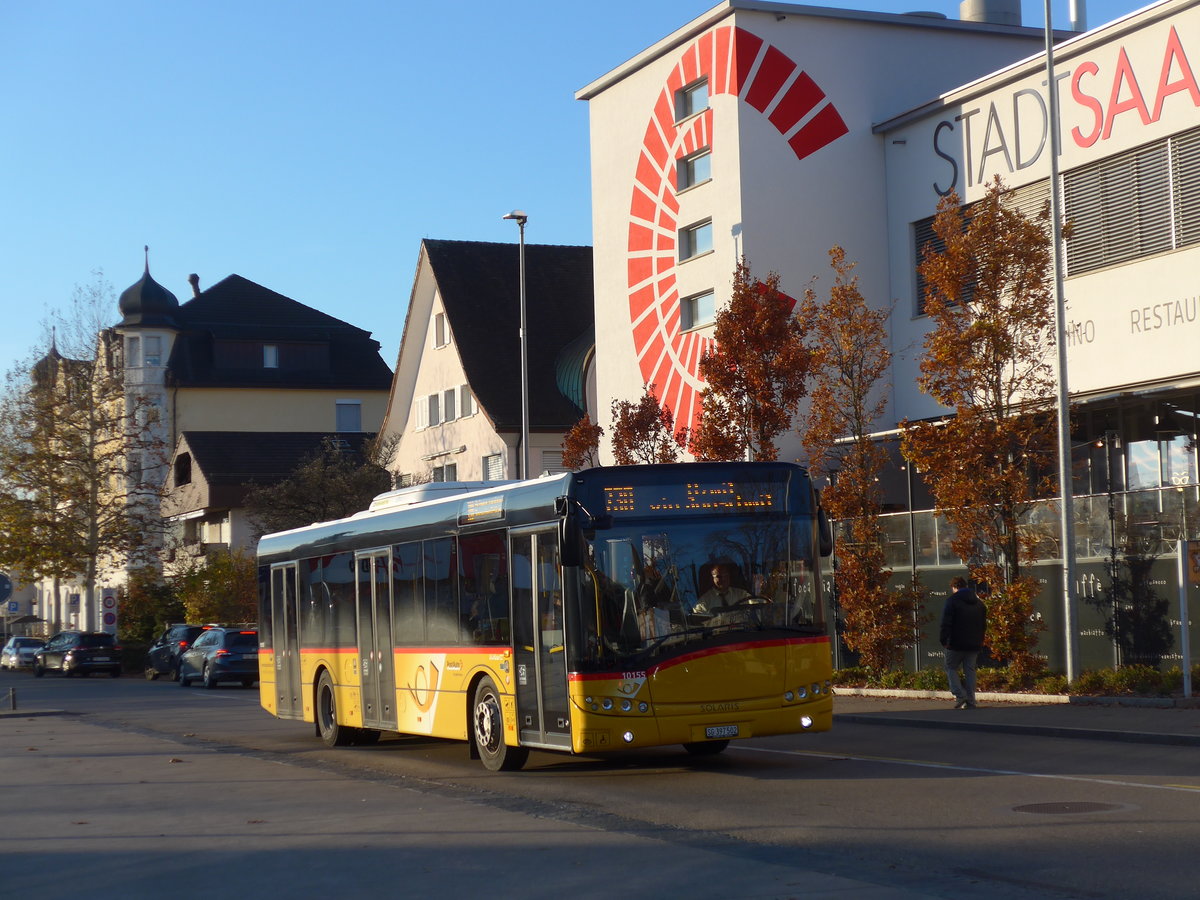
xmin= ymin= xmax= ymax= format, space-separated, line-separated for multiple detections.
xmin=174 ymin=388 xmax=388 ymax=435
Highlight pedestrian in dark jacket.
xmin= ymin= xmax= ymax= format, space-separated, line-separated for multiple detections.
xmin=940 ymin=576 xmax=987 ymax=709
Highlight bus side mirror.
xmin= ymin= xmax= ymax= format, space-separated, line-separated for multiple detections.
xmin=817 ymin=506 xmax=833 ymax=558
xmin=557 ymin=497 xmax=583 ymax=567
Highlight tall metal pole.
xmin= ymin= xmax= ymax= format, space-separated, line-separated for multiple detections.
xmin=503 ymin=210 xmax=530 ymax=480
xmin=1044 ymin=1 xmax=1079 ymax=681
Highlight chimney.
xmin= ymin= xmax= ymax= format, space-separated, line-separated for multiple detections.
xmin=959 ymin=0 xmax=1021 ymax=26
xmin=188 ymin=273 xmax=201 ymax=297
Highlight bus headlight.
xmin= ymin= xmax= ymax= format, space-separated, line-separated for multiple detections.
xmin=638 ymin=702 xmax=648 ymax=713
xmin=784 ymin=691 xmax=795 ymax=702
xmin=602 ymin=698 xmax=613 ymax=710
xmin=811 ymin=682 xmax=821 ymax=695
xmin=620 ymin=699 xmax=632 ymax=712
xmin=800 ymin=716 xmax=814 ymax=729
xmin=796 ymin=686 xmax=808 ymax=699
xmin=622 ymin=731 xmax=635 ymax=743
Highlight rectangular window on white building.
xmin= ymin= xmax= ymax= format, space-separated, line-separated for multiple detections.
xmin=126 ymin=337 xmax=140 ymax=367
xmin=434 ymin=312 xmax=448 ymax=348
xmin=428 ymin=393 xmax=441 ymax=427
xmin=483 ymin=453 xmax=504 ymax=481
xmin=460 ymin=384 xmax=475 ymax=417
xmin=678 ymin=149 xmax=711 ymax=190
xmin=431 ymin=462 xmax=457 ymax=482
xmin=442 ymin=388 xmax=457 ymax=422
xmin=681 ymin=290 xmax=715 ymax=330
xmin=679 ymin=220 xmax=713 ymax=261
xmin=675 ymin=79 xmax=709 ymax=121
xmin=336 ymin=400 xmax=362 ymax=432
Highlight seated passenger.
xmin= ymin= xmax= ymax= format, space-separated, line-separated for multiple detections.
xmin=693 ymin=563 xmax=749 ymax=615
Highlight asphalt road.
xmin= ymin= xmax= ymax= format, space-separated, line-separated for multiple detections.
xmin=2 ymin=669 xmax=1197 ymax=899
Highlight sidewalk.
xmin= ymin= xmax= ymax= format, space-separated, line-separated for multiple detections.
xmin=833 ymin=688 xmax=1200 ymax=746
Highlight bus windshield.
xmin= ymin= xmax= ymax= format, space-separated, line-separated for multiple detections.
xmin=575 ymin=518 xmax=821 ymax=664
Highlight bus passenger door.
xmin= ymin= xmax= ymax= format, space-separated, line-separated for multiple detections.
xmin=270 ymin=563 xmax=302 ymax=719
xmin=356 ymin=550 xmax=397 ymax=731
xmin=510 ymin=528 xmax=571 ymax=750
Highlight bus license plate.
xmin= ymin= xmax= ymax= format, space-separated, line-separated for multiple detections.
xmin=705 ymin=725 xmax=738 ymax=739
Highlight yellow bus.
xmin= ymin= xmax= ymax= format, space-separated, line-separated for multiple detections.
xmin=257 ymin=462 xmax=833 ymax=770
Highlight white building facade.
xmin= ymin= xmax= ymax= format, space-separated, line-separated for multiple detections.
xmin=580 ymin=0 xmax=1200 ymax=672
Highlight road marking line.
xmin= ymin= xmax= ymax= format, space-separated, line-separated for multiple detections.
xmin=737 ymin=745 xmax=1200 ymax=794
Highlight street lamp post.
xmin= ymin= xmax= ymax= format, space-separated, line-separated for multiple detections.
xmin=1044 ymin=0 xmax=1080 ymax=682
xmin=502 ymin=210 xmax=529 ymax=480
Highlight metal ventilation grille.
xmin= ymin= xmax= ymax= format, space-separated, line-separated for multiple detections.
xmin=1064 ymin=134 xmax=1187 ymax=275
xmin=1173 ymin=127 xmax=1200 ymax=249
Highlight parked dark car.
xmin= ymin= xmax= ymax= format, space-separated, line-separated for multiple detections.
xmin=34 ymin=632 xmax=122 ymax=678
xmin=179 ymin=626 xmax=259 ymax=689
xmin=144 ymin=623 xmax=210 ymax=681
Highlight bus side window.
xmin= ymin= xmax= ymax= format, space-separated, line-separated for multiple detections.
xmin=392 ymin=542 xmax=423 ymax=644
xmin=425 ymin=537 xmax=459 ymax=644
xmin=459 ymin=530 xmax=508 ymax=645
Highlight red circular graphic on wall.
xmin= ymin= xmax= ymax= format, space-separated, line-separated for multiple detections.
xmin=626 ymin=25 xmax=848 ymax=432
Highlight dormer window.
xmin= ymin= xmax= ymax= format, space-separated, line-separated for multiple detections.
xmin=434 ymin=312 xmax=449 ymax=348
xmin=174 ymin=453 xmax=192 ymax=486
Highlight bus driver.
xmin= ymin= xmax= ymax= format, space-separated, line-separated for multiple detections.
xmin=693 ymin=563 xmax=749 ymax=615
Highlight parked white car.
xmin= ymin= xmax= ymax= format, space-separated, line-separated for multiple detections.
xmin=1 ymin=636 xmax=45 ymax=670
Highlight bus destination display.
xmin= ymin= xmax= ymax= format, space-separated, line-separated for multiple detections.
xmin=602 ymin=480 xmax=784 ymax=516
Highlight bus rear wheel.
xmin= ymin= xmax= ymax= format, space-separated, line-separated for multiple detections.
xmin=316 ymin=671 xmax=354 ymax=747
xmin=472 ymin=676 xmax=528 ymax=772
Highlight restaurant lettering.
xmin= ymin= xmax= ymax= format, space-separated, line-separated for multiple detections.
xmin=1130 ymin=297 xmax=1198 ymax=333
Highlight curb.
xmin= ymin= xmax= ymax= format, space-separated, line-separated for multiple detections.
xmin=831 ymin=711 xmax=1200 ymax=747
xmin=0 ymin=709 xmax=69 ymax=719
xmin=833 ymin=686 xmax=1200 ymax=708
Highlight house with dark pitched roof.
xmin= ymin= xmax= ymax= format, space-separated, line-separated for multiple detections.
xmin=118 ymin=267 xmax=393 ymax=562
xmin=381 ymin=239 xmax=594 ymax=484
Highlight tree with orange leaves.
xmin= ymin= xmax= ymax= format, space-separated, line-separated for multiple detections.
xmin=561 ymin=413 xmax=604 ymax=470
xmin=690 ymin=258 xmax=812 ymax=461
xmin=902 ymin=176 xmax=1061 ymax=676
xmin=802 ymin=246 xmax=922 ymax=672
xmin=610 ymin=384 xmax=683 ymax=465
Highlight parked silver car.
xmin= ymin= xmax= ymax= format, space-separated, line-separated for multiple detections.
xmin=1 ymin=636 xmax=46 ymax=670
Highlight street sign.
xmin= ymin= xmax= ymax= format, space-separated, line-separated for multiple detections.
xmin=1188 ymin=541 xmax=1200 ymax=586
xmin=6 ymin=601 xmax=17 ymax=613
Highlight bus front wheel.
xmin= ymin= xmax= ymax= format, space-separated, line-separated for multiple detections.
xmin=316 ymin=671 xmax=354 ymax=748
xmin=472 ymin=676 xmax=528 ymax=772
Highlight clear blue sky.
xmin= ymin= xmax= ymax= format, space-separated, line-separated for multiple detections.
xmin=0 ymin=0 xmax=1143 ymax=370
